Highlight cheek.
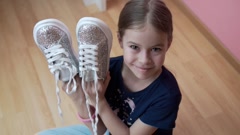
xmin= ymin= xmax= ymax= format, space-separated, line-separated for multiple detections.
xmin=123 ymin=51 xmax=136 ymax=64
xmin=122 ymin=46 xmax=133 ymax=56
xmin=154 ymin=54 xmax=166 ymax=65
xmin=119 ymin=42 xmax=123 ymax=48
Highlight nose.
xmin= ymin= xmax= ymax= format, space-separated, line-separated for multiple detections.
xmin=139 ymin=51 xmax=151 ymax=64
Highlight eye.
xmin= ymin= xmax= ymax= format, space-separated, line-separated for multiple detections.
xmin=151 ymin=48 xmax=161 ymax=52
xmin=130 ymin=45 xmax=139 ymax=50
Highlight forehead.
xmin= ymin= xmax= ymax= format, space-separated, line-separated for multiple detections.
xmin=123 ymin=24 xmax=168 ymax=45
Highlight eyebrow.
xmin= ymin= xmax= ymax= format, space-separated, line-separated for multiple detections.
xmin=127 ymin=41 xmax=165 ymax=47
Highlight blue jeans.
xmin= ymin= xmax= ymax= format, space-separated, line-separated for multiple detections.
xmin=37 ymin=125 xmax=110 ymax=135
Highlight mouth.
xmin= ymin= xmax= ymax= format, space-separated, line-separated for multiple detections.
xmin=135 ymin=66 xmax=152 ymax=72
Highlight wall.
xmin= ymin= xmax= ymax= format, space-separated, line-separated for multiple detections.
xmin=82 ymin=0 xmax=106 ymax=11
xmin=181 ymin=0 xmax=240 ymax=61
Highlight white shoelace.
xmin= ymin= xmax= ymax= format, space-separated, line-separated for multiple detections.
xmin=44 ymin=44 xmax=77 ymax=118
xmin=79 ymin=45 xmax=99 ymax=135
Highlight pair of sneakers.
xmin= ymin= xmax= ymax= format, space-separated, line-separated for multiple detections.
xmin=33 ymin=17 xmax=112 ymax=120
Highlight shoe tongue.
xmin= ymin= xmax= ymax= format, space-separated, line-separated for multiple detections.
xmin=59 ymin=68 xmax=71 ymax=82
xmin=84 ymin=70 xmax=95 ymax=82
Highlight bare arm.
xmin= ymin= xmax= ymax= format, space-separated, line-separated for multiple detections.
xmin=62 ymin=75 xmax=107 ymax=135
xmin=73 ymin=97 xmax=107 ymax=135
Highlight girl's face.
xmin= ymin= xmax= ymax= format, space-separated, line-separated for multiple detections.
xmin=119 ymin=23 xmax=171 ymax=81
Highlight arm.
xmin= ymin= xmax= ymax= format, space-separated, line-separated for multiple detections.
xmin=73 ymin=97 xmax=107 ymax=135
xmin=86 ymin=74 xmax=158 ymax=135
xmin=98 ymin=99 xmax=158 ymax=135
xmin=62 ymin=75 xmax=107 ymax=135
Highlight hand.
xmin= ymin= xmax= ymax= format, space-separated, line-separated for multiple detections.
xmin=84 ymin=72 xmax=111 ymax=107
xmin=62 ymin=75 xmax=86 ymax=103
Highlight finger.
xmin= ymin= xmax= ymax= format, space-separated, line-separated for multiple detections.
xmin=104 ymin=72 xmax=111 ymax=86
xmin=84 ymin=81 xmax=96 ymax=95
xmin=62 ymin=82 xmax=67 ymax=91
xmin=62 ymin=75 xmax=81 ymax=92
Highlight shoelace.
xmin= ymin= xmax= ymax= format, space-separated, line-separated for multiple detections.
xmin=44 ymin=44 xmax=77 ymax=118
xmin=79 ymin=45 xmax=99 ymax=135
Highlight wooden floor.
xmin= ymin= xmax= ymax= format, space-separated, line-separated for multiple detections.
xmin=0 ymin=0 xmax=239 ymax=135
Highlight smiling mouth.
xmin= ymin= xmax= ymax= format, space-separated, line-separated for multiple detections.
xmin=135 ymin=66 xmax=152 ymax=72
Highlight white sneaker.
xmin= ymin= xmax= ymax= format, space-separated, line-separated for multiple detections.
xmin=76 ymin=17 xmax=112 ymax=82
xmin=33 ymin=19 xmax=78 ymax=116
xmin=76 ymin=17 xmax=112 ymax=135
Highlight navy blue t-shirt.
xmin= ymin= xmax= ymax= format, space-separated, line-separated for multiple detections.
xmin=105 ymin=56 xmax=181 ymax=134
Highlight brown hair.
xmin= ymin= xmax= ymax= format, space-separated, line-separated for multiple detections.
xmin=118 ymin=0 xmax=173 ymax=43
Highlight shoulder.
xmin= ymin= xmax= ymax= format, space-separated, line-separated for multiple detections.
xmin=140 ymin=68 xmax=181 ymax=129
xmin=110 ymin=56 xmax=123 ymax=64
xmin=150 ymin=66 xmax=182 ymax=105
xmin=109 ymin=56 xmax=123 ymax=71
xmin=160 ymin=66 xmax=180 ymax=92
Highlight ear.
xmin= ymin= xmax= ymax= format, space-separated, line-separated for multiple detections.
xmin=167 ymin=37 xmax=173 ymax=50
xmin=117 ymin=32 xmax=123 ymax=48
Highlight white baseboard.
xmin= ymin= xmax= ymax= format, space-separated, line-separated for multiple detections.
xmin=96 ymin=0 xmax=106 ymax=11
xmin=83 ymin=0 xmax=95 ymax=6
xmin=82 ymin=0 xmax=106 ymax=11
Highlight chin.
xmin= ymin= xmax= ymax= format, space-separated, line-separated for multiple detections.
xmin=134 ymin=72 xmax=152 ymax=80
xmin=134 ymin=69 xmax=162 ymax=81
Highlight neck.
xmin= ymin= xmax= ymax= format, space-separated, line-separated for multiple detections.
xmin=121 ymin=63 xmax=162 ymax=92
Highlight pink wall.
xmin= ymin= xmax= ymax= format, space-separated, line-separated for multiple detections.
xmin=181 ymin=0 xmax=240 ymax=61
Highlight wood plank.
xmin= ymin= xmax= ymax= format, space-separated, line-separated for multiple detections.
xmin=0 ymin=0 xmax=239 ymax=135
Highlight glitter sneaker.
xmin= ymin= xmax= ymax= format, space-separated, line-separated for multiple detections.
xmin=76 ymin=17 xmax=112 ymax=83
xmin=33 ymin=19 xmax=78 ymax=116
xmin=76 ymin=17 xmax=112 ymax=135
